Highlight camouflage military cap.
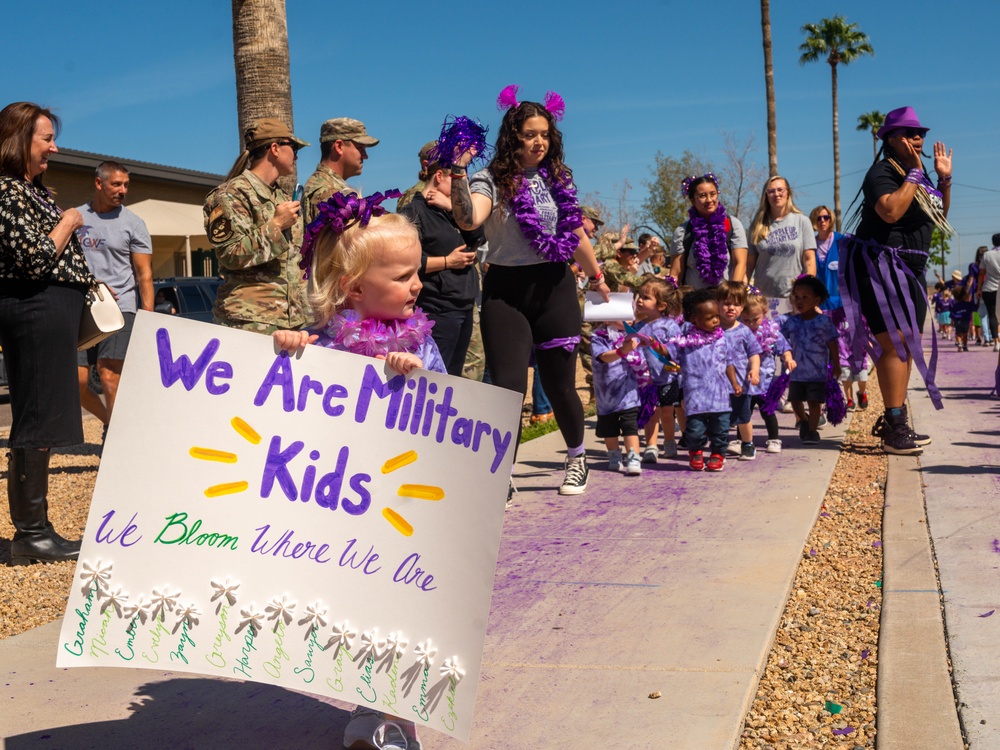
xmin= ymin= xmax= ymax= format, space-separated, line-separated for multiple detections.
xmin=419 ymin=141 xmax=437 ymax=162
xmin=621 ymin=238 xmax=638 ymax=251
xmin=321 ymin=118 xmax=379 ymax=146
xmin=245 ymin=118 xmax=309 ymax=151
xmin=580 ymin=205 xmax=604 ymax=227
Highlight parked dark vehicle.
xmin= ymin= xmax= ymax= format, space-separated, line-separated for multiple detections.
xmin=153 ymin=277 xmax=222 ymax=323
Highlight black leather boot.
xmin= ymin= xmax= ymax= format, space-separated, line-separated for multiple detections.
xmin=7 ymin=449 xmax=80 ymax=565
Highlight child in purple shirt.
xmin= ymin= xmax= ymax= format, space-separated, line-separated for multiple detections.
xmin=780 ymin=276 xmax=841 ymax=446
xmin=717 ymin=281 xmax=762 ymax=461
xmin=667 ymin=288 xmax=740 ymax=472
xmin=591 ymin=322 xmax=645 ymax=475
xmin=634 ymin=277 xmax=684 ymax=461
xmin=742 ymin=288 xmax=795 ymax=453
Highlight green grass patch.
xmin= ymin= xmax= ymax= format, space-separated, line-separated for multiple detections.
xmin=520 ymin=401 xmax=597 ymax=443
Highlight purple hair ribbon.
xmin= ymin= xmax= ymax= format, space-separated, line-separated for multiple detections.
xmin=839 ymin=235 xmax=942 ymax=409
xmin=299 ymin=189 xmax=402 ymax=279
xmin=543 ymin=91 xmax=566 ymax=121
xmin=760 ymin=371 xmax=790 ymax=416
xmin=496 ymin=84 xmax=520 ymax=111
xmin=535 ymin=336 xmax=580 ymax=353
xmin=428 ymin=116 xmax=492 ymax=169
xmin=825 ymin=364 xmax=847 ymax=426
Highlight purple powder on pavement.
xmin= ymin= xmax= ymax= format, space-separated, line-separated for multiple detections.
xmin=992 ymin=539 xmax=1000 ymax=554
xmin=978 ymin=610 xmax=995 ymax=618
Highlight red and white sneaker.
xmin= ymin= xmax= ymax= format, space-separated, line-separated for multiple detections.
xmin=705 ymin=453 xmax=725 ymax=472
xmin=688 ymin=450 xmax=705 ymax=471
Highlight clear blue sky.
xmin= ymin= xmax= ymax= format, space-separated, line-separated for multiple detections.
xmin=5 ymin=1 xmax=998 ymax=273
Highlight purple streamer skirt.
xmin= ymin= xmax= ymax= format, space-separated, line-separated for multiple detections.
xmin=838 ymin=235 xmax=943 ymax=410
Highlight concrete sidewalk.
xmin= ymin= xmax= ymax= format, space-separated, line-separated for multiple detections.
xmin=1 ymin=408 xmax=846 ymax=749
xmin=903 ymin=340 xmax=1000 ymax=748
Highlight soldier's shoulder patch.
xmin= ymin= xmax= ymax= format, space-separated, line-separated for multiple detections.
xmin=209 ymin=213 xmax=233 ymax=244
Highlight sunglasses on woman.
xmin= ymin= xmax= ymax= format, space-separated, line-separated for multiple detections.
xmin=816 ymin=215 xmax=832 ymax=222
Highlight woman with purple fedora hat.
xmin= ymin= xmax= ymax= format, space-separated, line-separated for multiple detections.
xmin=841 ymin=105 xmax=954 ymax=455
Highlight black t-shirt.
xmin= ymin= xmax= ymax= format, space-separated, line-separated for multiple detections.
xmin=399 ymin=193 xmax=482 ymax=312
xmin=855 ymin=160 xmax=932 ymax=252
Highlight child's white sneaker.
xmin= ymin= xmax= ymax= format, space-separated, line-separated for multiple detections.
xmin=727 ymin=439 xmax=742 ymax=456
xmin=765 ymin=439 xmax=782 ymax=454
xmin=607 ymin=449 xmax=622 ymax=472
xmin=661 ymin=439 xmax=678 ymax=457
xmin=624 ymin=450 xmax=642 ymax=476
xmin=641 ymin=445 xmax=658 ymax=464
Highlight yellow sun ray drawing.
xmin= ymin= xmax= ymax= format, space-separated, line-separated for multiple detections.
xmin=380 ymin=451 xmax=444 ymax=537
xmin=189 ymin=416 xmax=262 ymax=497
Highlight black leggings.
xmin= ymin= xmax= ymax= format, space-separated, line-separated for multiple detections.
xmin=750 ymin=396 xmax=780 ymax=440
xmin=481 ymin=263 xmax=584 ymax=449
xmin=983 ymin=290 xmax=998 ymax=340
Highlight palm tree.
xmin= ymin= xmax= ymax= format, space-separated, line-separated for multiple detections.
xmin=856 ymin=111 xmax=885 ymax=161
xmin=231 ymin=0 xmax=297 ymax=186
xmin=760 ymin=0 xmax=778 ymax=176
xmin=800 ymin=16 xmax=874 ymax=232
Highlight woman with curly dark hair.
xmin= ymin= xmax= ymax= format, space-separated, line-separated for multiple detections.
xmin=448 ymin=86 xmax=610 ymax=496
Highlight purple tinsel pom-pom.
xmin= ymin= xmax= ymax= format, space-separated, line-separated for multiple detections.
xmin=825 ymin=364 xmax=847 ymax=426
xmin=637 ymin=384 xmax=659 ymax=429
xmin=760 ymin=371 xmax=790 ymax=416
xmin=428 ymin=116 xmax=492 ymax=170
xmin=543 ymin=91 xmax=566 ymax=121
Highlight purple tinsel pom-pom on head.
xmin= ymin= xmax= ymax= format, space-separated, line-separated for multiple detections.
xmin=543 ymin=91 xmax=565 ymax=121
xmin=496 ymin=84 xmax=521 ymax=111
xmin=825 ymin=364 xmax=848 ymax=426
xmin=428 ymin=116 xmax=492 ymax=170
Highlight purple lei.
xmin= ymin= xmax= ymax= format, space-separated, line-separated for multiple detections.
xmin=753 ymin=318 xmax=781 ymax=352
xmin=669 ymin=326 xmax=724 ymax=350
xmin=320 ymin=308 xmax=434 ymax=358
xmin=687 ymin=203 xmax=729 ymax=285
xmin=606 ymin=328 xmax=651 ymax=387
xmin=510 ymin=165 xmax=582 ymax=263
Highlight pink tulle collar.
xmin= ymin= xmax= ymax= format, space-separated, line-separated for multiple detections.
xmin=319 ymin=308 xmax=434 ymax=358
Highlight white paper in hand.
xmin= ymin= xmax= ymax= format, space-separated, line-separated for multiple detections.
xmin=584 ymin=291 xmax=635 ymax=322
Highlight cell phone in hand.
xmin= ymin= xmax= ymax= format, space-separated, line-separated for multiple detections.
xmin=292 ymin=184 xmax=303 ymax=202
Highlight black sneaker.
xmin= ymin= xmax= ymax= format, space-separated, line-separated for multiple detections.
xmin=910 ymin=429 xmax=932 ymax=447
xmin=802 ymin=430 xmax=821 ymax=445
xmin=799 ymin=424 xmax=809 ymax=442
xmin=739 ymin=442 xmax=757 ymax=461
xmin=882 ymin=421 xmax=922 ymax=455
xmin=558 ymin=455 xmax=589 ymax=495
xmin=858 ymin=392 xmax=869 ymax=410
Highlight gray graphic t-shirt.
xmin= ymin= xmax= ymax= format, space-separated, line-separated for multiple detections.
xmin=749 ymin=212 xmax=816 ymax=300
xmin=76 ymin=204 xmax=152 ymax=314
xmin=469 ymin=168 xmax=563 ymax=266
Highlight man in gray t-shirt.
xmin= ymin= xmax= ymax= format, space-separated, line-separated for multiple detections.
xmin=976 ymin=234 xmax=1000 ymax=345
xmin=76 ymin=161 xmax=153 ymax=429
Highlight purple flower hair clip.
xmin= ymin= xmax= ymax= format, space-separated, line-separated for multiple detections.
xmin=680 ymin=172 xmax=719 ymax=197
xmin=795 ymin=273 xmax=812 ymax=281
xmin=663 ymin=275 xmax=679 ymax=289
xmin=746 ymin=284 xmax=762 ymax=296
xmin=428 ymin=115 xmax=493 ymax=169
xmin=299 ymin=189 xmax=402 ymax=279
xmin=496 ymin=84 xmax=566 ymax=121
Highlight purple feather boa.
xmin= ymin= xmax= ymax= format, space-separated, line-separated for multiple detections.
xmin=510 ymin=165 xmax=582 ymax=263
xmin=825 ymin=365 xmax=847 ymax=426
xmin=687 ymin=204 xmax=729 ymax=285
xmin=637 ymin=384 xmax=659 ymax=429
xmin=760 ymin=371 xmax=790 ymax=416
xmin=428 ymin=115 xmax=492 ymax=169
xmin=752 ymin=318 xmax=781 ymax=353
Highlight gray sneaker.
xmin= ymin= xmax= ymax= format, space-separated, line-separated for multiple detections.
xmin=607 ymin=449 xmax=622 ymax=472
xmin=661 ymin=439 xmax=678 ymax=457
xmin=641 ymin=445 xmax=658 ymax=464
xmin=625 ymin=450 xmax=642 ymax=476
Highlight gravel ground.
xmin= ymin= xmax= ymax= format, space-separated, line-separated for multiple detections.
xmin=3 ymin=381 xmax=890 ymax=750
xmin=0 ymin=418 xmax=100 ymax=639
xmin=740 ymin=380 xmax=887 ymax=750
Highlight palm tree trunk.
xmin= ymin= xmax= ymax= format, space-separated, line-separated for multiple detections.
xmin=761 ymin=0 xmax=778 ymax=177
xmin=872 ymin=132 xmax=877 ymax=161
xmin=830 ymin=61 xmax=841 ymax=232
xmin=231 ymin=0 xmax=296 ymax=186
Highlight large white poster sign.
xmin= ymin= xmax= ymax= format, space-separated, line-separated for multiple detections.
xmin=57 ymin=312 xmax=521 ymax=741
